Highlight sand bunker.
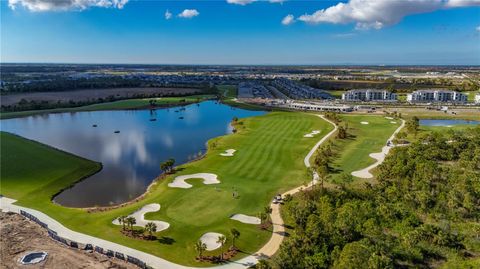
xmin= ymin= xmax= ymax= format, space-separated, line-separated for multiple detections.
xmin=220 ymin=149 xmax=236 ymax=157
xmin=391 ymin=121 xmax=397 ymax=124
xmin=304 ymin=130 xmax=321 ymax=138
xmin=360 ymin=122 xmax=369 ymax=125
xmin=200 ymin=232 xmax=224 ymax=251
xmin=168 ymin=173 xmax=220 ymax=189
xmin=385 ymin=117 xmax=394 ymax=120
xmin=230 ymin=214 xmax=261 ymax=225
xmin=112 ymin=203 xmax=169 ymax=232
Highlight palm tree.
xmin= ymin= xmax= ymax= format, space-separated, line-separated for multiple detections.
xmin=256 ymin=259 xmax=271 ymax=269
xmin=144 ymin=222 xmax=157 ymax=239
xmin=230 ymin=228 xmax=240 ymax=249
xmin=194 ymin=240 xmax=207 ymax=259
xmin=126 ymin=216 xmax=136 ymax=231
xmin=258 ymin=212 xmax=268 ymax=225
xmin=217 ymin=235 xmax=227 ymax=260
xmin=264 ymin=206 xmax=272 ymax=215
xmin=117 ymin=216 xmax=127 ymax=230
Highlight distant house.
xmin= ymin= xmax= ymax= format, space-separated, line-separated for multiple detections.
xmin=407 ymin=89 xmax=467 ymax=104
xmin=342 ymin=89 xmax=397 ymax=102
xmin=475 ymin=93 xmax=480 ymax=104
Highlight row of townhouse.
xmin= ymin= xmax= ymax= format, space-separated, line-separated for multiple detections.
xmin=342 ymin=89 xmax=475 ymax=104
xmin=406 ymin=89 xmax=467 ymax=104
xmin=342 ymin=89 xmax=397 ymax=102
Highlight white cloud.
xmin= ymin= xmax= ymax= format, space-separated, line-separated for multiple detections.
xmin=8 ymin=0 xmax=128 ymax=11
xmin=477 ymin=25 xmax=480 ymax=32
xmin=165 ymin=9 xmax=172 ymax=20
xmin=281 ymin=14 xmax=295 ymax=25
xmin=445 ymin=0 xmax=480 ymax=7
xmin=227 ymin=0 xmax=256 ymax=5
xmin=178 ymin=9 xmax=199 ymax=19
xmin=297 ymin=0 xmax=480 ymax=30
xmin=269 ymin=0 xmax=286 ymax=3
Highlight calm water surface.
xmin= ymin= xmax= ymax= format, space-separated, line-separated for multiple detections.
xmin=419 ymin=119 xmax=480 ymax=126
xmin=1 ymin=101 xmax=264 ymax=207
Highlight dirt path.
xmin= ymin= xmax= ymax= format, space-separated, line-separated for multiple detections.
xmin=252 ymin=115 xmax=337 ymax=257
xmin=0 ymin=114 xmax=337 ymax=269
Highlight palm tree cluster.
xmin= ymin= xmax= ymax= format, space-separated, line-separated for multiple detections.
xmin=194 ymin=228 xmax=241 ymax=261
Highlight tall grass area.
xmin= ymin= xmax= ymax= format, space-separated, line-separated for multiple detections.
xmin=0 ymin=111 xmax=333 ymax=266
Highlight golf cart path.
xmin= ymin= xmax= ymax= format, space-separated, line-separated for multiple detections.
xmin=351 ymin=119 xmax=406 ymax=179
xmin=0 ymin=114 xmax=337 ymax=269
xmin=254 ymin=115 xmax=337 ymax=257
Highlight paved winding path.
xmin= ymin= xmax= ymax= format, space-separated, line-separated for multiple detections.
xmin=351 ymin=119 xmax=406 ymax=179
xmin=0 ymin=114 xmax=337 ymax=269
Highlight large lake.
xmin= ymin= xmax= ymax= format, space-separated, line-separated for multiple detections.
xmin=1 ymin=101 xmax=264 ymax=207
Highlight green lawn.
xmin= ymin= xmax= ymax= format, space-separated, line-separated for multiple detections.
xmin=0 ymin=132 xmax=102 ymax=200
xmin=328 ymin=115 xmax=401 ymax=182
xmin=0 ymin=111 xmax=333 ymax=266
xmin=0 ymin=95 xmax=214 ymax=119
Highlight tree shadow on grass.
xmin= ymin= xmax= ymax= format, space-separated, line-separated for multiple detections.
xmin=157 ymin=236 xmax=175 ymax=245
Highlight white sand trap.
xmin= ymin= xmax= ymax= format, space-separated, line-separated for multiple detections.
xmin=168 ymin=173 xmax=220 ymax=189
xmin=230 ymin=214 xmax=261 ymax=225
xmin=385 ymin=117 xmax=394 ymax=120
xmin=200 ymin=232 xmax=224 ymax=251
xmin=304 ymin=130 xmax=321 ymax=138
xmin=391 ymin=121 xmax=397 ymax=124
xmin=361 ymin=122 xmax=369 ymax=125
xmin=112 ymin=203 xmax=170 ymax=232
xmin=220 ymin=149 xmax=236 ymax=157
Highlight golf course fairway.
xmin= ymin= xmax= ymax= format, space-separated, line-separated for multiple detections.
xmin=1 ymin=110 xmax=334 ymax=266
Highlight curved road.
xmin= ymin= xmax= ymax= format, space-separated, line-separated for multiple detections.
xmin=0 ymin=114 xmax=337 ymax=269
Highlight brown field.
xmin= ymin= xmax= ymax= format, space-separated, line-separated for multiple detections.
xmin=1 ymin=87 xmax=203 ymax=106
xmin=0 ymin=212 xmax=137 ymax=269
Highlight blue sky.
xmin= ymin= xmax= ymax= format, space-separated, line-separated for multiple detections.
xmin=1 ymin=0 xmax=480 ymax=65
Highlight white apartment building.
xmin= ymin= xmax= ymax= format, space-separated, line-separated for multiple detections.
xmin=342 ymin=89 xmax=397 ymax=102
xmin=407 ymin=89 xmax=467 ymax=103
xmin=475 ymin=93 xmax=480 ymax=104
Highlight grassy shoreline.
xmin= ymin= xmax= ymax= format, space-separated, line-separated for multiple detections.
xmin=0 ymin=94 xmax=215 ymax=120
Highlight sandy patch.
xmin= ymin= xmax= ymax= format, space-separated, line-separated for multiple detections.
xmin=385 ymin=117 xmax=394 ymax=120
xmin=168 ymin=173 xmax=220 ymax=189
xmin=230 ymin=214 xmax=261 ymax=225
xmin=304 ymin=130 xmax=321 ymax=138
xmin=112 ymin=203 xmax=169 ymax=232
xmin=200 ymin=232 xmax=224 ymax=251
xmin=220 ymin=149 xmax=236 ymax=157
xmin=391 ymin=121 xmax=397 ymax=124
xmin=360 ymin=122 xmax=369 ymax=125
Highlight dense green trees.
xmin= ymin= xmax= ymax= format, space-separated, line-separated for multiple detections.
xmin=271 ymin=127 xmax=480 ymax=269
xmin=160 ymin=158 xmax=176 ymax=174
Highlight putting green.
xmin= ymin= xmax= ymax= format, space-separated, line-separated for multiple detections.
xmin=0 ymin=110 xmax=333 ymax=266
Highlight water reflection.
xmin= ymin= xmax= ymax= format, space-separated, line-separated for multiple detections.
xmin=1 ymin=101 xmax=264 ymax=207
